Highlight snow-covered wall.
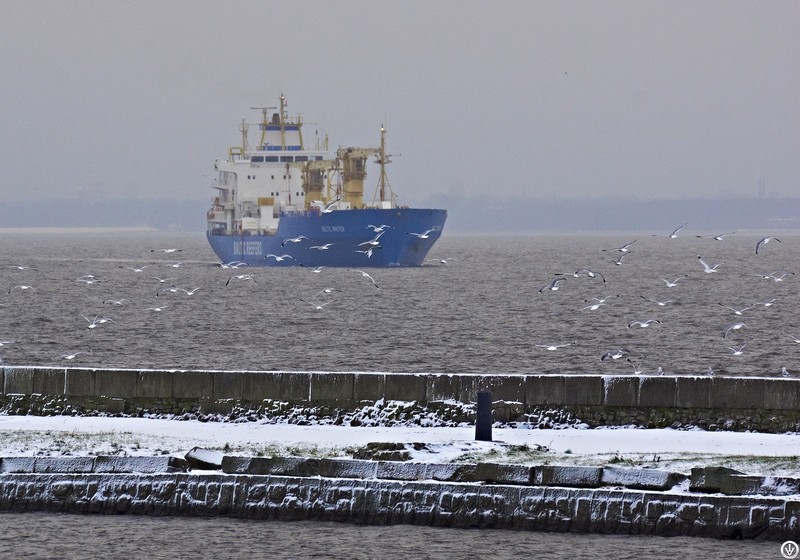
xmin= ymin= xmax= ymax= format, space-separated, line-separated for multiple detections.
xmin=0 ymin=465 xmax=797 ymax=541
xmin=2 ymin=368 xmax=800 ymax=432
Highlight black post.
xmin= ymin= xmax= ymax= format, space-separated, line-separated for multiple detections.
xmin=475 ymin=389 xmax=492 ymax=441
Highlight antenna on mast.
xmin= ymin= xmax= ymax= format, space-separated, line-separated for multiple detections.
xmin=239 ymin=116 xmax=250 ymax=154
xmin=251 ymin=105 xmax=277 ymax=149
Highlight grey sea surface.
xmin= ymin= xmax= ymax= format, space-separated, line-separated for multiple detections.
xmin=0 ymin=230 xmax=797 ymax=376
xmin=0 ymin=513 xmax=782 ymax=560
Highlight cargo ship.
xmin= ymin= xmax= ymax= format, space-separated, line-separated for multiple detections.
xmin=206 ymin=95 xmax=447 ymax=267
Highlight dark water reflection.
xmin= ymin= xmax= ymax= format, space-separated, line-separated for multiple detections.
xmin=0 ymin=512 xmax=781 ymax=559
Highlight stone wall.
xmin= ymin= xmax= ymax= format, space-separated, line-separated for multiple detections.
xmin=0 ymin=455 xmax=798 ymax=541
xmin=2 ymin=367 xmax=799 ymax=432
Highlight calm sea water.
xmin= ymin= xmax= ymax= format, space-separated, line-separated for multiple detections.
xmin=0 ymin=513 xmax=782 ymax=560
xmin=0 ymin=231 xmax=797 ymax=376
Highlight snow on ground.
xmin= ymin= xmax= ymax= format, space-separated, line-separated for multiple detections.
xmin=1 ymin=416 xmax=799 ymax=476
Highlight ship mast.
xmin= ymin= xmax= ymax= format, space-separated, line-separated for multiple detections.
xmin=251 ymin=105 xmax=277 ymax=150
xmin=239 ymin=117 xmax=249 ymax=154
xmin=374 ymin=124 xmax=395 ymax=206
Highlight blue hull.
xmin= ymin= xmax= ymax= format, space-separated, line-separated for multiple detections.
xmin=207 ymin=208 xmax=447 ymax=267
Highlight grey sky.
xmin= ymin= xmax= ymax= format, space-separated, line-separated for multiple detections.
xmin=2 ymin=1 xmax=798 ymax=206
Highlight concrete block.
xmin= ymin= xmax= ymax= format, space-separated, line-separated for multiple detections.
xmin=243 ymin=371 xmax=309 ymax=401
xmin=710 ymin=378 xmax=766 ymax=409
xmin=32 ymin=368 xmax=65 ymax=396
xmin=185 ymin=447 xmax=224 ymax=470
xmin=424 ymin=463 xmax=478 ymax=482
xmin=715 ymin=475 xmax=800 ymax=496
xmin=762 ymin=379 xmax=800 ymax=410
xmin=353 ymin=372 xmax=385 ymax=402
xmin=93 ymin=456 xmax=183 ymax=473
xmin=266 ymin=457 xmax=321 ymax=477
xmin=601 ymin=467 xmax=686 ymax=491
xmin=458 ymin=375 xmax=526 ymax=405
xmin=384 ymin=373 xmax=426 ymax=402
xmin=426 ymin=374 xmax=460 ymax=403
xmin=0 ymin=457 xmax=36 ymax=473
xmin=310 ymin=372 xmax=354 ymax=404
xmin=533 ymin=466 xmax=602 ymax=488
xmin=690 ymin=466 xmax=744 ymax=492
xmin=278 ymin=371 xmax=314 ymax=401
xmin=376 ymin=461 xmax=426 ymax=481
xmin=563 ymin=376 xmax=603 ymax=406
xmin=525 ymin=375 xmax=565 ymax=405
xmin=65 ymin=368 xmax=95 ymax=396
xmin=137 ymin=370 xmax=173 ymax=398
xmin=221 ymin=455 xmax=261 ymax=474
xmin=455 ymin=375 xmax=486 ymax=404
xmin=638 ymin=376 xmax=677 ymax=407
xmin=95 ymin=369 xmax=138 ymax=398
xmin=676 ymin=376 xmax=711 ymax=409
xmin=603 ymin=376 xmax=638 ymax=407
xmin=717 ymin=475 xmax=766 ymax=496
xmin=472 ymin=463 xmax=533 ymax=485
xmin=3 ymin=367 xmax=34 ymax=395
xmin=174 ymin=370 xmax=213 ymax=399
xmin=213 ymin=371 xmax=243 ymax=400
xmin=317 ymin=459 xmax=377 ymax=479
xmin=35 ymin=457 xmax=95 ymax=473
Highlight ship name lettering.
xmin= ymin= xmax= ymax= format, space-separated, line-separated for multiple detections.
xmin=233 ymin=240 xmax=263 ymax=255
xmin=320 ymin=226 xmax=345 ymax=233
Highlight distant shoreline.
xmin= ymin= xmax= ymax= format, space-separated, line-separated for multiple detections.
xmin=0 ymin=227 xmax=160 ymax=234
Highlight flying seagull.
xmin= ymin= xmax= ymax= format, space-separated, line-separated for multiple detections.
xmin=367 ymin=224 xmax=393 ymax=233
xmin=662 ymin=276 xmax=687 ymax=287
xmin=722 ymin=322 xmax=748 ymax=338
xmin=611 ymin=253 xmax=630 ymax=266
xmin=697 ymin=256 xmax=721 ymax=273
xmin=347 ymin=269 xmax=379 ymax=288
xmin=718 ymin=303 xmax=754 ymax=316
xmin=572 ymin=269 xmax=606 ymax=282
xmin=603 ymin=239 xmax=637 ymax=253
xmin=626 ymin=357 xmax=646 ymax=375
xmin=225 ymin=274 xmax=256 ymax=286
xmin=726 ymin=344 xmax=746 ymax=356
xmin=311 ymin=198 xmax=340 ymax=213
xmin=640 ymin=296 xmax=675 ymax=307
xmin=7 ymin=285 xmax=35 ymax=294
xmin=601 ymin=348 xmax=630 ymax=361
xmin=300 ymin=299 xmax=335 ymax=311
xmin=407 ymin=229 xmax=436 ymax=239
xmin=627 ymin=319 xmax=662 ymax=329
xmin=755 ymin=236 xmax=781 ymax=255
xmin=538 ymin=277 xmax=566 ymax=293
xmin=264 ymin=254 xmax=295 ymax=262
xmin=696 ymin=232 xmax=735 ymax=241
xmin=535 ymin=341 xmax=577 ymax=351
xmin=282 ymin=235 xmax=309 ymax=247
xmin=653 ymin=223 xmax=688 ymax=238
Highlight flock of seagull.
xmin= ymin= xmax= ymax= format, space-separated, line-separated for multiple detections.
xmin=0 ymin=226 xmax=796 ymax=378
xmin=0 ymin=225 xmax=458 ymax=367
xmin=532 ymin=227 xmax=796 ymax=377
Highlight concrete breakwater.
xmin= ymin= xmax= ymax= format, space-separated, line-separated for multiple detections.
xmin=0 ymin=455 xmax=798 ymax=541
xmin=2 ymin=367 xmax=799 ymax=432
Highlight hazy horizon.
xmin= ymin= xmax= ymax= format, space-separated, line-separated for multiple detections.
xmin=1 ymin=1 xmax=798 ymax=215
